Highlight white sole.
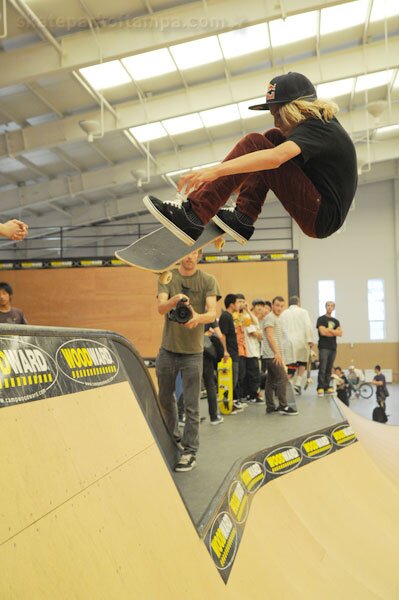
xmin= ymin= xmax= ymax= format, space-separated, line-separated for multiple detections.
xmin=212 ymin=214 xmax=248 ymax=245
xmin=143 ymin=195 xmax=195 ymax=247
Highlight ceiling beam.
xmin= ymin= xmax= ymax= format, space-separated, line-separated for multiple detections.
xmin=1 ymin=118 xmax=399 ymax=214
xmin=0 ymin=36 xmax=398 ymax=159
xmin=0 ymin=0 xmax=348 ymax=89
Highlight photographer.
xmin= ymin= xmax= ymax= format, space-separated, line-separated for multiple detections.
xmin=156 ymin=249 xmax=220 ymax=472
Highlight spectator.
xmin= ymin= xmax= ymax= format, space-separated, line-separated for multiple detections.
xmin=233 ymin=293 xmax=251 ymax=406
xmin=0 ymin=282 xmax=27 ymax=324
xmin=347 ymin=365 xmax=365 ymax=396
xmin=280 ymin=296 xmax=314 ymax=395
xmin=263 ymin=296 xmax=298 ymax=415
xmin=218 ymin=294 xmax=244 ymax=414
xmin=242 ymin=301 xmax=263 ymax=403
xmin=372 ymin=365 xmax=389 ymax=411
xmin=316 ymin=301 xmax=342 ymax=396
xmin=156 ymin=249 xmax=220 ymax=472
xmin=203 ymin=321 xmax=224 ymax=425
xmin=332 ymin=366 xmax=350 ymax=406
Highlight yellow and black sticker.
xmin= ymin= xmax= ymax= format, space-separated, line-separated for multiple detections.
xmin=0 ymin=338 xmax=58 ymax=405
xmin=209 ymin=512 xmax=238 ymax=571
xmin=264 ymin=445 xmax=302 ymax=475
xmin=56 ymin=339 xmax=119 ymax=387
xmin=240 ymin=461 xmax=265 ymax=493
xmin=301 ymin=434 xmax=333 ymax=459
xmin=228 ymin=480 xmax=249 ymax=524
xmin=331 ymin=425 xmax=356 ymax=446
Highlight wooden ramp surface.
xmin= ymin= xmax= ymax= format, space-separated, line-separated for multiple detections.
xmin=1 ymin=382 xmax=398 ymax=600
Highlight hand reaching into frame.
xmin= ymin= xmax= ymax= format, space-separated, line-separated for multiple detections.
xmin=0 ymin=220 xmax=29 ymax=241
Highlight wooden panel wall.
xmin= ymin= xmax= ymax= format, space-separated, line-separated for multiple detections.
xmin=1 ymin=261 xmax=288 ymax=357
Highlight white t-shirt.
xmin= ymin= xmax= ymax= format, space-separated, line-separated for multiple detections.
xmin=279 ymin=305 xmax=314 ymax=363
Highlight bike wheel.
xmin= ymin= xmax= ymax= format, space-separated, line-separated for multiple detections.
xmin=359 ymin=383 xmax=373 ymax=399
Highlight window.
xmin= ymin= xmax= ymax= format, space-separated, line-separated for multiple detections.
xmin=318 ymin=280 xmax=335 ymax=316
xmin=368 ymin=279 xmax=385 ymax=340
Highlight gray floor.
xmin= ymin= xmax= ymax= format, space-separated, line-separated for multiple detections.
xmin=173 ymin=380 xmax=346 ymax=527
xmin=348 ymin=383 xmax=399 ymax=425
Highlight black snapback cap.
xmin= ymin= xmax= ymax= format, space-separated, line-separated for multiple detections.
xmin=249 ymin=72 xmax=317 ymax=111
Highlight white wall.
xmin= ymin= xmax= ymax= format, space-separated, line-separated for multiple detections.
xmin=292 ymin=179 xmax=398 ymax=343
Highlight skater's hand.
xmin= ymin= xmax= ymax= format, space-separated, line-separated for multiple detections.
xmin=178 ymin=166 xmax=221 ymax=194
xmin=0 ymin=219 xmax=29 ymax=241
xmin=223 ymin=352 xmax=230 ymax=363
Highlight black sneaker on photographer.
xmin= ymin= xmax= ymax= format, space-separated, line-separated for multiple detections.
xmin=143 ymin=194 xmax=204 ymax=246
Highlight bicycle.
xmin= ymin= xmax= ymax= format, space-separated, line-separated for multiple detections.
xmin=347 ymin=381 xmax=373 ymax=399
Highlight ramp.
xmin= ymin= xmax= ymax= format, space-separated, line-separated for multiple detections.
xmin=0 ymin=325 xmax=398 ymax=599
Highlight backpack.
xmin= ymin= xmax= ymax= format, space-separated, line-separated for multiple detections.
xmin=372 ymin=406 xmax=388 ymax=423
xmin=203 ymin=334 xmax=224 ymax=365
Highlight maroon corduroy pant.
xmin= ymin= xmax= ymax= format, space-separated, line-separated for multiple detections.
xmin=189 ymin=128 xmax=321 ymax=238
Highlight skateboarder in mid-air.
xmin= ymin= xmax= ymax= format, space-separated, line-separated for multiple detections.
xmin=143 ymin=72 xmax=358 ymax=246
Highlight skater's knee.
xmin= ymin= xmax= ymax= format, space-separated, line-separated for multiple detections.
xmin=241 ymin=131 xmax=270 ymax=149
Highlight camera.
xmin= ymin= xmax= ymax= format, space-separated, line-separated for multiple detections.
xmin=168 ymin=298 xmax=193 ymax=325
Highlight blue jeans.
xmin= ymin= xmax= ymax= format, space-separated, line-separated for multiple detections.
xmin=156 ymin=347 xmax=203 ymax=455
xmin=317 ymin=348 xmax=336 ymax=390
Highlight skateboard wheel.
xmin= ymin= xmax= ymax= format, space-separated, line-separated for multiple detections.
xmin=214 ymin=237 xmax=225 ymax=250
xmin=159 ymin=271 xmax=172 ymax=285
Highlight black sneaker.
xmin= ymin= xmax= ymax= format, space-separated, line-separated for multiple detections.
xmin=210 ymin=415 xmax=224 ymax=425
xmin=232 ymin=401 xmax=244 ymax=412
xmin=278 ymin=405 xmax=299 ymax=415
xmin=143 ymin=194 xmax=204 ymax=246
xmin=174 ymin=453 xmax=196 ymax=472
xmin=266 ymin=406 xmax=279 ymax=413
xmin=212 ymin=207 xmax=254 ymax=245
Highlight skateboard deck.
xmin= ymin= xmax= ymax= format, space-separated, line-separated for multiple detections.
xmin=217 ymin=357 xmax=233 ymax=415
xmin=115 ymin=222 xmax=225 ymax=284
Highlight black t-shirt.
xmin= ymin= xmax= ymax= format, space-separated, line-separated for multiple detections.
xmin=219 ymin=310 xmax=238 ymax=359
xmin=0 ymin=308 xmax=27 ymax=324
xmin=316 ymin=315 xmax=340 ymax=350
xmin=288 ymin=117 xmax=357 ymax=238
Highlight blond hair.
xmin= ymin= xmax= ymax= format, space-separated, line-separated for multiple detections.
xmin=278 ymin=99 xmax=339 ymax=130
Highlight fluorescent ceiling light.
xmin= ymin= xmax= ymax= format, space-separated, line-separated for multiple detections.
xmin=238 ymin=97 xmax=266 ymax=118
xmin=79 ymin=61 xmax=131 ymax=90
xmin=355 ymin=70 xmax=394 ymax=92
xmin=200 ymin=103 xmax=240 ymax=127
xmin=219 ymin=23 xmax=269 ymax=59
xmin=167 ymin=162 xmax=220 ymax=178
xmin=129 ymin=122 xmax=167 ymax=142
xmin=170 ymin=36 xmax=222 ymax=70
xmin=320 ymin=0 xmax=368 ymax=35
xmin=162 ymin=113 xmax=203 ymax=135
xmin=374 ymin=124 xmax=399 ymax=138
xmin=122 ymin=49 xmax=176 ymax=81
xmin=269 ymin=11 xmax=318 ymax=47
xmin=370 ymin=0 xmax=399 ymax=22
xmin=317 ymin=77 xmax=354 ymax=98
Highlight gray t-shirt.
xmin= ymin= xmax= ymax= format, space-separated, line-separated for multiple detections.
xmin=158 ymin=268 xmax=220 ymax=354
xmin=262 ymin=312 xmax=283 ymax=359
xmin=0 ymin=308 xmax=27 ymax=324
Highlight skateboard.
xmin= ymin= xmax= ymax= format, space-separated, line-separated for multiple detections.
xmin=217 ymin=357 xmax=233 ymax=415
xmin=303 ymin=349 xmax=314 ymax=390
xmin=115 ymin=222 xmax=225 ymax=284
